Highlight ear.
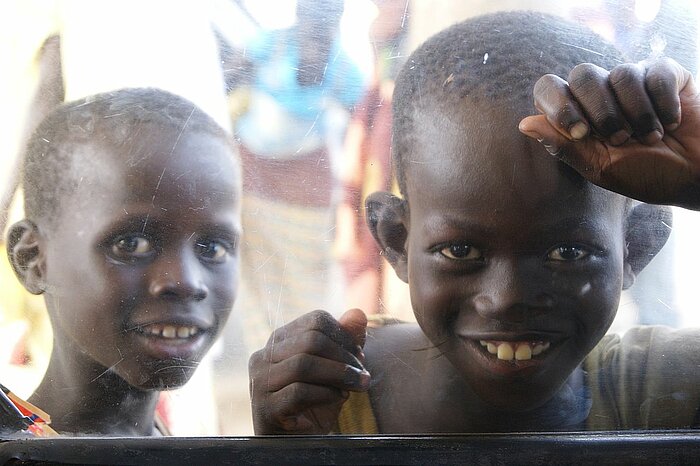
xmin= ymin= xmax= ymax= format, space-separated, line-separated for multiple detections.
xmin=623 ymin=203 xmax=672 ymax=290
xmin=365 ymin=191 xmax=409 ymax=283
xmin=7 ymin=220 xmax=46 ymax=295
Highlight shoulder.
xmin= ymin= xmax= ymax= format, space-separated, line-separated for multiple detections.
xmin=589 ymin=326 xmax=700 ymax=367
xmin=586 ymin=326 xmax=700 ymax=429
xmin=364 ymin=318 xmax=431 ymax=370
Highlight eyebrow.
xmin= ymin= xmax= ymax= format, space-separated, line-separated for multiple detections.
xmin=425 ymin=215 xmax=612 ymax=239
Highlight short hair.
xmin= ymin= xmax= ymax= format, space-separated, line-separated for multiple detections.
xmin=23 ymin=87 xmax=237 ymax=228
xmin=391 ymin=11 xmax=626 ymax=198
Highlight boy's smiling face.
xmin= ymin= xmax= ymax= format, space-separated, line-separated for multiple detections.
xmin=41 ymin=125 xmax=241 ymax=389
xmin=399 ymin=102 xmax=632 ymax=411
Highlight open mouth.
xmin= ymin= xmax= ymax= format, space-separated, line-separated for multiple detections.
xmin=137 ymin=323 xmax=202 ymax=340
xmin=478 ymin=340 xmax=551 ymax=361
xmin=128 ymin=321 xmax=212 ymax=360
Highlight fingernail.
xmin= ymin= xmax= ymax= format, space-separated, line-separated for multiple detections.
xmin=641 ymin=129 xmax=663 ymax=145
xmin=519 ymin=128 xmax=543 ymax=140
xmin=666 ymin=121 xmax=680 ymax=131
xmin=569 ymin=122 xmax=589 ymax=140
xmin=541 ymin=140 xmax=562 ymax=157
xmin=344 ymin=365 xmax=371 ymax=390
xmin=356 ymin=346 xmax=365 ymax=362
xmin=610 ymin=130 xmax=631 ymax=146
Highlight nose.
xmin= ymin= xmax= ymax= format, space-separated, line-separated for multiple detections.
xmin=148 ymin=248 xmax=208 ymax=301
xmin=471 ymin=257 xmax=553 ymax=322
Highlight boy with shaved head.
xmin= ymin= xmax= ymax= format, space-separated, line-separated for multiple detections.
xmin=249 ymin=12 xmax=700 ymax=433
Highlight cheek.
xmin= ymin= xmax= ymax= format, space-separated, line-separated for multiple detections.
xmin=552 ymin=261 xmax=623 ymax=336
xmin=409 ymin=257 xmax=461 ymax=338
xmin=208 ymin=262 xmax=239 ymax=309
xmin=587 ymin=270 xmax=623 ymax=330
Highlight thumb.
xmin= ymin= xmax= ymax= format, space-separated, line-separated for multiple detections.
xmin=518 ymin=114 xmax=573 ymax=158
xmin=338 ymin=308 xmax=367 ymax=349
xmin=520 ymin=115 xmax=607 ymax=185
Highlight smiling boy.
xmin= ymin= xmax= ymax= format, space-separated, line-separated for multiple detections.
xmin=249 ymin=12 xmax=700 ymax=434
xmin=7 ymin=88 xmax=241 ymax=435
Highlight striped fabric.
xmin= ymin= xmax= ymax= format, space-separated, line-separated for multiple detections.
xmin=235 ymin=193 xmax=340 ymax=353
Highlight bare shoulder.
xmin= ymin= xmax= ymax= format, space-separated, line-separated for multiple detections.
xmin=364 ymin=320 xmax=432 ymax=371
xmin=361 ymin=319 xmax=449 ymax=431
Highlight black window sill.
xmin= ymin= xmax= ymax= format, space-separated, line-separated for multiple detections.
xmin=1 ymin=430 xmax=699 ymax=465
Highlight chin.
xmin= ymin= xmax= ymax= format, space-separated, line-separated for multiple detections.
xmin=119 ymin=362 xmax=199 ymax=391
xmin=473 ymin=380 xmax=560 ymax=413
xmin=483 ymin=393 xmax=552 ymax=413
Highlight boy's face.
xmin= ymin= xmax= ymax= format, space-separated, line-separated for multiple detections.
xmin=42 ymin=125 xmax=241 ymax=389
xmin=402 ymin=103 xmax=629 ymax=411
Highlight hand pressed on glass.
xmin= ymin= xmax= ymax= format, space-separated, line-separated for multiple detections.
xmin=249 ymin=309 xmax=368 ymax=434
xmin=520 ymin=58 xmax=700 ymax=210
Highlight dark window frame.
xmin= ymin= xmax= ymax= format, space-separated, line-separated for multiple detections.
xmin=1 ymin=431 xmax=700 ymax=465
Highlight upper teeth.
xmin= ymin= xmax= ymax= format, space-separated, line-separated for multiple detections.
xmin=479 ymin=340 xmax=550 ymax=361
xmin=142 ymin=324 xmax=199 ymax=339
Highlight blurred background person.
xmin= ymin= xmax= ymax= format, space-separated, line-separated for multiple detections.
xmin=219 ymin=0 xmax=372 ymax=355
xmin=334 ymin=0 xmax=408 ymax=317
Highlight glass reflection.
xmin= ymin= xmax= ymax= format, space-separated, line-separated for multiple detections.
xmin=1 ymin=0 xmax=699 ymax=438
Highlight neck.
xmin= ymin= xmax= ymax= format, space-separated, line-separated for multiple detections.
xmin=394 ymin=342 xmax=590 ymax=433
xmin=29 ymin=339 xmax=160 ymax=436
xmin=439 ymin=365 xmax=590 ymax=433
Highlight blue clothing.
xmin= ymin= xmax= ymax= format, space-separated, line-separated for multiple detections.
xmin=236 ymin=27 xmax=366 ymax=158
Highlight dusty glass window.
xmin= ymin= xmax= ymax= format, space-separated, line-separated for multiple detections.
xmin=1 ymin=0 xmax=699 ymax=440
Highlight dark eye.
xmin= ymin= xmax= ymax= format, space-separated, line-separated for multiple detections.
xmin=195 ymin=240 xmax=230 ymax=262
xmin=111 ymin=235 xmax=153 ymax=259
xmin=548 ymin=245 xmax=589 ymax=261
xmin=439 ymin=243 xmax=482 ymax=261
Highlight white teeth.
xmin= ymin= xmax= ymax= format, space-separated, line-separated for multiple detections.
xmin=497 ymin=343 xmax=514 ymax=360
xmin=162 ymin=325 xmax=177 ymax=338
xmin=481 ymin=340 xmax=551 ymax=361
xmin=515 ymin=344 xmax=532 ymax=361
xmin=532 ymin=341 xmax=550 ymax=355
xmin=141 ymin=324 xmax=199 ymax=339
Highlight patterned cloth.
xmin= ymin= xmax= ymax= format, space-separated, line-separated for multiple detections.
xmin=235 ymin=194 xmax=339 ymax=352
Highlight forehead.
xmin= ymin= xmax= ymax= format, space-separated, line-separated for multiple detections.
xmin=71 ymin=126 xmax=240 ymax=209
xmin=404 ymin=101 xmax=626 ymax=225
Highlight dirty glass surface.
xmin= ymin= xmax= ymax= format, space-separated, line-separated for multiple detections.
xmin=1 ymin=0 xmax=699 ymax=441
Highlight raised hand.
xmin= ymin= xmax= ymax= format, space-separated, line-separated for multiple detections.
xmin=248 ymin=308 xmax=369 ymax=434
xmin=519 ymin=57 xmax=700 ymax=210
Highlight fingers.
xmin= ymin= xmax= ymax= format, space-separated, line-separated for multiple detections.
xmin=249 ymin=309 xmax=371 ymax=435
xmin=519 ymin=114 xmax=605 ymax=184
xmin=644 ymin=57 xmax=690 ymax=130
xmin=264 ymin=327 xmax=363 ymax=368
xmin=527 ymin=59 xmax=689 ymax=148
xmin=532 ymin=74 xmax=589 ymax=140
xmin=257 ymin=352 xmax=370 ymax=392
xmin=249 ymin=309 xmax=371 ymax=396
xmin=519 ymin=114 xmax=572 ymax=157
xmin=609 ymin=63 xmax=664 ymax=144
xmin=338 ymin=308 xmax=368 ymax=349
xmin=251 ymin=380 xmax=347 ymax=434
xmin=264 ymin=310 xmax=363 ymax=364
xmin=567 ymin=63 xmax=631 ymax=145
